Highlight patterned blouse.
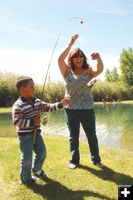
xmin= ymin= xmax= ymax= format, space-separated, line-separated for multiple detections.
xmin=64 ymin=71 xmax=94 ymax=109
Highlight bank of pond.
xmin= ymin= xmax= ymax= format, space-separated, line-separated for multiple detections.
xmin=0 ymin=103 xmax=133 ymax=152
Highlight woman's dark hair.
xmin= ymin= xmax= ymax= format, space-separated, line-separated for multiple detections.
xmin=16 ymin=76 xmax=33 ymax=91
xmin=68 ymin=48 xmax=89 ymax=71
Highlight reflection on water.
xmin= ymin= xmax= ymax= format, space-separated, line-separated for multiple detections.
xmin=0 ymin=104 xmax=133 ymax=151
xmin=95 ymin=103 xmax=133 ymax=151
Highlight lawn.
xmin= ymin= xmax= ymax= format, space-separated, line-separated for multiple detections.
xmin=0 ymin=107 xmax=12 ymax=113
xmin=0 ymin=136 xmax=133 ymax=200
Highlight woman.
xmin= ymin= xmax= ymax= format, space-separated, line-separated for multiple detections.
xmin=58 ymin=34 xmax=104 ymax=169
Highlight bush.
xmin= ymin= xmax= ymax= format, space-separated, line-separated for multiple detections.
xmin=0 ymin=72 xmax=132 ymax=107
xmin=93 ymin=80 xmax=133 ymax=101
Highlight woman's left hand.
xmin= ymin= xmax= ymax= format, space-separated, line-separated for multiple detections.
xmin=91 ymin=52 xmax=101 ymax=60
xmin=89 ymin=52 xmax=104 ymax=77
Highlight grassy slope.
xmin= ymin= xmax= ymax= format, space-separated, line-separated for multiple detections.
xmin=0 ymin=107 xmax=12 ymax=113
xmin=0 ymin=136 xmax=133 ymax=200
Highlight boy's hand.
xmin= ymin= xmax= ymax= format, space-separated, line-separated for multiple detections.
xmin=61 ymin=97 xmax=71 ymax=107
xmin=34 ymin=115 xmax=41 ymax=128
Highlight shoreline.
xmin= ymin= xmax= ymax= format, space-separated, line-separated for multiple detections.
xmin=0 ymin=133 xmax=133 ymax=153
xmin=1 ymin=100 xmax=133 ymax=113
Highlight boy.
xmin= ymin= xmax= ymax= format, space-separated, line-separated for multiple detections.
xmin=12 ymin=76 xmax=70 ymax=185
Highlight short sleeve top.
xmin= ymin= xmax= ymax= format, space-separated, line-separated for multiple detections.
xmin=64 ymin=71 xmax=94 ymax=109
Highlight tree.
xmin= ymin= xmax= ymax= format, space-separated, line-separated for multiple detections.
xmin=105 ymin=67 xmax=119 ymax=82
xmin=119 ymin=47 xmax=133 ymax=86
xmin=0 ymin=80 xmax=9 ymax=106
xmin=111 ymin=67 xmax=119 ymax=82
xmin=105 ymin=69 xmax=112 ymax=82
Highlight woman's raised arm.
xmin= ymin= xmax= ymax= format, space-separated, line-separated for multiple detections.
xmin=58 ymin=34 xmax=79 ymax=77
xmin=89 ymin=52 xmax=104 ymax=77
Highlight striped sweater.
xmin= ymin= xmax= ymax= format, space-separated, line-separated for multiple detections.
xmin=12 ymin=96 xmax=63 ymax=133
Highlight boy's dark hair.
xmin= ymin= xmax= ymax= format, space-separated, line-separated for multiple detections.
xmin=16 ymin=76 xmax=33 ymax=91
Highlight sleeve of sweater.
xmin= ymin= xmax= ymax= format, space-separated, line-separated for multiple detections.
xmin=39 ymin=100 xmax=63 ymax=112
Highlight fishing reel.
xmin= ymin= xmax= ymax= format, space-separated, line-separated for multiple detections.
xmin=41 ymin=115 xmax=48 ymax=126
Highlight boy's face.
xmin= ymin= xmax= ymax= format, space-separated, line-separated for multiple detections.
xmin=20 ymin=80 xmax=34 ymax=97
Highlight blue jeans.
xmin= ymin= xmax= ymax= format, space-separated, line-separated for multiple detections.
xmin=18 ymin=129 xmax=46 ymax=182
xmin=65 ymin=109 xmax=101 ymax=165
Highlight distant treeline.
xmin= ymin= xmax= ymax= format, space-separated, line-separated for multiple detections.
xmin=0 ymin=72 xmax=65 ymax=106
xmin=1 ymin=47 xmax=133 ymax=106
xmin=0 ymin=72 xmax=133 ymax=107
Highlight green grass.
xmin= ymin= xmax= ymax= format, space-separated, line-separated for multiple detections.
xmin=0 ymin=107 xmax=12 ymax=113
xmin=119 ymin=100 xmax=133 ymax=104
xmin=0 ymin=136 xmax=133 ymax=200
xmin=95 ymin=100 xmax=133 ymax=105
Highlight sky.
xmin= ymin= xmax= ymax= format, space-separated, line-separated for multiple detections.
xmin=0 ymin=0 xmax=133 ymax=84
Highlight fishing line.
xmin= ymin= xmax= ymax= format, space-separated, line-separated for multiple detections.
xmin=41 ymin=17 xmax=84 ymax=97
xmin=40 ymin=17 xmax=84 ymax=135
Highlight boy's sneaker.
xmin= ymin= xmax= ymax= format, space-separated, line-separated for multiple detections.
xmin=20 ymin=176 xmax=36 ymax=185
xmin=94 ymin=162 xmax=104 ymax=168
xmin=33 ymin=170 xmax=47 ymax=179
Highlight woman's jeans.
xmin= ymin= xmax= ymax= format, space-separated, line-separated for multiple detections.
xmin=18 ymin=129 xmax=46 ymax=182
xmin=65 ymin=108 xmax=101 ymax=165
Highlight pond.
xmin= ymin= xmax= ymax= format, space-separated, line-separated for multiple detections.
xmin=0 ymin=103 xmax=133 ymax=151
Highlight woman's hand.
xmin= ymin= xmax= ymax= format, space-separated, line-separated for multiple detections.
xmin=89 ymin=52 xmax=104 ymax=77
xmin=58 ymin=34 xmax=79 ymax=77
xmin=69 ymin=34 xmax=79 ymax=46
xmin=90 ymin=52 xmax=101 ymax=60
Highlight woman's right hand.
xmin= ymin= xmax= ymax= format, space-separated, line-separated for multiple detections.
xmin=69 ymin=34 xmax=79 ymax=46
xmin=58 ymin=34 xmax=79 ymax=77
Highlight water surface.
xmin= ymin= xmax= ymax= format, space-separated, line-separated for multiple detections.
xmin=0 ymin=103 xmax=133 ymax=151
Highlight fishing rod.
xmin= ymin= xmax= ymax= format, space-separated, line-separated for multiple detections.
xmin=41 ymin=17 xmax=84 ymax=97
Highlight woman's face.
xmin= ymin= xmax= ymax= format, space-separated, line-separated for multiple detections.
xmin=72 ymin=54 xmax=84 ymax=69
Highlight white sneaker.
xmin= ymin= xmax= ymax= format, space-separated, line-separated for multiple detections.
xmin=68 ymin=163 xmax=78 ymax=169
